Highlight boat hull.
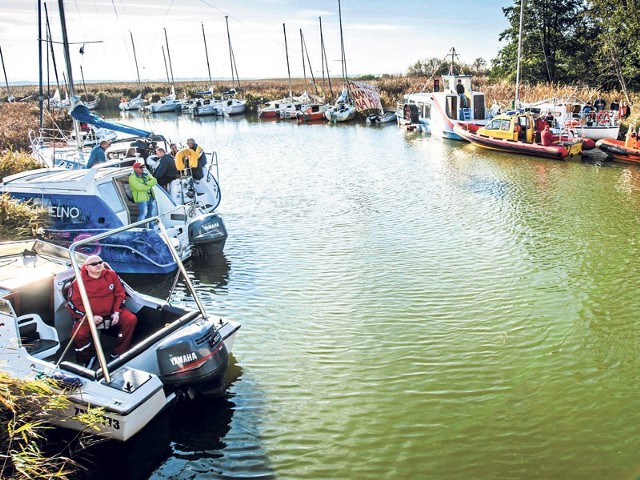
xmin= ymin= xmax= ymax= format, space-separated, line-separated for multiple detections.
xmin=596 ymin=138 xmax=640 ymax=164
xmin=453 ymin=124 xmax=579 ymax=160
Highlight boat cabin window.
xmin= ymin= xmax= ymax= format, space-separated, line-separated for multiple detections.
xmin=485 ymin=119 xmax=503 ymax=131
xmin=98 ymin=181 xmax=127 ymax=225
xmin=501 ymin=120 xmax=511 ymax=131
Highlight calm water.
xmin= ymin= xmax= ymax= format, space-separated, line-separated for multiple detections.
xmin=92 ymin=112 xmax=640 ymax=480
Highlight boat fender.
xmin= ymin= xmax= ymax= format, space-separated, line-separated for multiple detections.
xmin=175 ymin=148 xmax=199 ymax=170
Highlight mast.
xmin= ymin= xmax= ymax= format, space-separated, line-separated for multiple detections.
xmin=57 ymin=0 xmax=83 ymax=154
xmin=338 ymin=0 xmax=347 ymax=79
xmin=225 ymin=16 xmax=240 ymax=90
xmin=130 ymin=31 xmax=142 ymax=87
xmin=514 ymin=0 xmax=524 ymax=107
xmin=320 ymin=16 xmax=333 ymax=98
xmin=161 ymin=46 xmax=170 ymax=85
xmin=163 ymin=28 xmax=175 ymax=87
xmin=38 ymin=0 xmax=44 ymax=126
xmin=299 ymin=29 xmax=307 ymax=83
xmin=44 ymin=2 xmax=61 ymax=92
xmin=283 ymin=23 xmax=292 ymax=98
xmin=201 ymin=22 xmax=212 ymax=84
xmin=301 ymin=29 xmax=319 ymax=95
xmin=0 ymin=45 xmax=13 ymax=103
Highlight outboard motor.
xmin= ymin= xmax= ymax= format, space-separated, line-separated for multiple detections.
xmin=156 ymin=319 xmax=229 ymax=396
xmin=188 ymin=213 xmax=228 ymax=256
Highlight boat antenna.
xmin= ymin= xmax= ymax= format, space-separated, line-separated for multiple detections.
xmin=283 ymin=23 xmax=292 ymax=98
xmin=319 ymin=16 xmax=333 ymax=98
xmin=514 ymin=0 xmax=524 ymax=107
xmin=201 ymin=22 xmax=212 ymax=84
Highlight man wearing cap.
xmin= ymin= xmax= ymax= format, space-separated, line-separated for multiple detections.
xmin=128 ymin=161 xmax=158 ymax=222
xmin=67 ymin=255 xmax=137 ymax=367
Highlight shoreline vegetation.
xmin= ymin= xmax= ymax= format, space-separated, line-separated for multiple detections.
xmin=0 ymin=76 xmax=638 ymax=153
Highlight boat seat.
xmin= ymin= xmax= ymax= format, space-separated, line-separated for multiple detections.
xmin=17 ymin=313 xmax=60 ymax=360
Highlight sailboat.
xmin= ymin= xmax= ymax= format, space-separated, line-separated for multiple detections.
xmin=186 ymin=23 xmax=223 ymax=117
xmin=257 ymin=23 xmax=305 ymax=119
xmin=119 ymin=31 xmax=147 ymax=111
xmin=220 ymin=16 xmax=247 ymax=115
xmin=146 ymin=29 xmax=183 ymax=113
xmin=324 ymin=0 xmax=356 ymax=123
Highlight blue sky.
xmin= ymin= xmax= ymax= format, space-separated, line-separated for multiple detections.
xmin=1 ymin=0 xmax=512 ymax=83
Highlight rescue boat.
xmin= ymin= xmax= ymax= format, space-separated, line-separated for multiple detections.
xmin=453 ymin=112 xmax=583 ymax=160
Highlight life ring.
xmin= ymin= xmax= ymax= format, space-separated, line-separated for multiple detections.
xmin=73 ymin=233 xmax=102 ymax=256
xmin=596 ymin=110 xmax=610 ymax=125
xmin=175 ymin=148 xmax=199 ymax=170
xmin=305 ymin=106 xmax=312 ymax=114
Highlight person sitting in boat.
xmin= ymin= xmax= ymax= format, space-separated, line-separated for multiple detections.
xmin=151 ymin=147 xmax=179 ymax=191
xmin=86 ymin=139 xmax=110 ymax=168
xmin=624 ymin=128 xmax=638 ymax=149
xmin=456 ymin=80 xmax=468 ymax=108
xmin=540 ymin=124 xmax=553 ymax=146
xmin=186 ymin=138 xmax=207 ymax=180
xmin=66 ymin=255 xmax=138 ymax=367
xmin=128 ymin=162 xmax=158 ymax=222
xmin=534 ymin=115 xmax=546 ymax=143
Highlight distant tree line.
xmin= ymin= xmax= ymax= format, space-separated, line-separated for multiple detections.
xmin=407 ymin=0 xmax=640 ymax=101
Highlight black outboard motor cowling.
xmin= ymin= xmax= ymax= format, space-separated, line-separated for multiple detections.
xmin=156 ymin=319 xmax=229 ymax=392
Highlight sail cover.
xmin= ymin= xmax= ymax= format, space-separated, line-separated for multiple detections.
xmin=347 ymin=80 xmax=384 ymax=113
xmin=70 ymin=101 xmax=153 ymax=138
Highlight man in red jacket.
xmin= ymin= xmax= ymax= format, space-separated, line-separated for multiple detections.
xmin=67 ymin=255 xmax=137 ymax=367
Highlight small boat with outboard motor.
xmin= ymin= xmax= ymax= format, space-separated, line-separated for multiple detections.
xmin=0 ymin=220 xmax=240 ymax=441
xmin=454 ymin=111 xmax=584 ymax=160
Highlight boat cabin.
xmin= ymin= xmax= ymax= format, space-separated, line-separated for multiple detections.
xmin=478 ymin=113 xmax=534 ymax=142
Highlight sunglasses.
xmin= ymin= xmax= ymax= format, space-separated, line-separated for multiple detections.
xmin=87 ymin=261 xmax=104 ymax=267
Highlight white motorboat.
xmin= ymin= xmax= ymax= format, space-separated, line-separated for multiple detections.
xmin=0 ymin=221 xmax=240 ymax=442
xmin=396 ymin=48 xmax=492 ymax=139
xmin=522 ymin=96 xmax=620 ymax=141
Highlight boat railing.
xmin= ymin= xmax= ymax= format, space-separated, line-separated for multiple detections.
xmin=68 ymin=216 xmax=209 ymax=383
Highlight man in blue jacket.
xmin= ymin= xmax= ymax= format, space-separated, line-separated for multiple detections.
xmin=86 ymin=140 xmax=110 ymax=168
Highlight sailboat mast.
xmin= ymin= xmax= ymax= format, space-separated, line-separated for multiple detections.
xmin=201 ymin=22 xmax=212 ymax=84
xmin=161 ymin=46 xmax=170 ymax=84
xmin=0 ymin=45 xmax=12 ymax=103
xmin=56 ymin=0 xmax=83 ymax=157
xmin=129 ymin=31 xmax=141 ymax=86
xmin=225 ymin=16 xmax=235 ymax=86
xmin=163 ymin=28 xmax=175 ymax=86
xmin=299 ymin=29 xmax=307 ymax=83
xmin=44 ymin=2 xmax=61 ymax=92
xmin=301 ymin=30 xmax=318 ymax=94
xmin=283 ymin=23 xmax=292 ymax=98
xmin=38 ymin=0 xmax=43 ymax=126
xmin=338 ymin=0 xmax=347 ymax=79
xmin=319 ymin=16 xmax=333 ymax=98
xmin=514 ymin=0 xmax=524 ymax=106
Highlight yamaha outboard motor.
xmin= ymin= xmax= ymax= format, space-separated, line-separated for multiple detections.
xmin=156 ymin=319 xmax=229 ymax=397
xmin=188 ymin=213 xmax=228 ymax=256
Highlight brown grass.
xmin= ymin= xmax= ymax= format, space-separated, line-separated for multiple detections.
xmin=2 ymin=76 xmax=639 ymax=153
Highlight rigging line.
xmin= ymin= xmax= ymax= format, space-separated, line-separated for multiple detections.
xmin=199 ymin=0 xmax=284 ymax=49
